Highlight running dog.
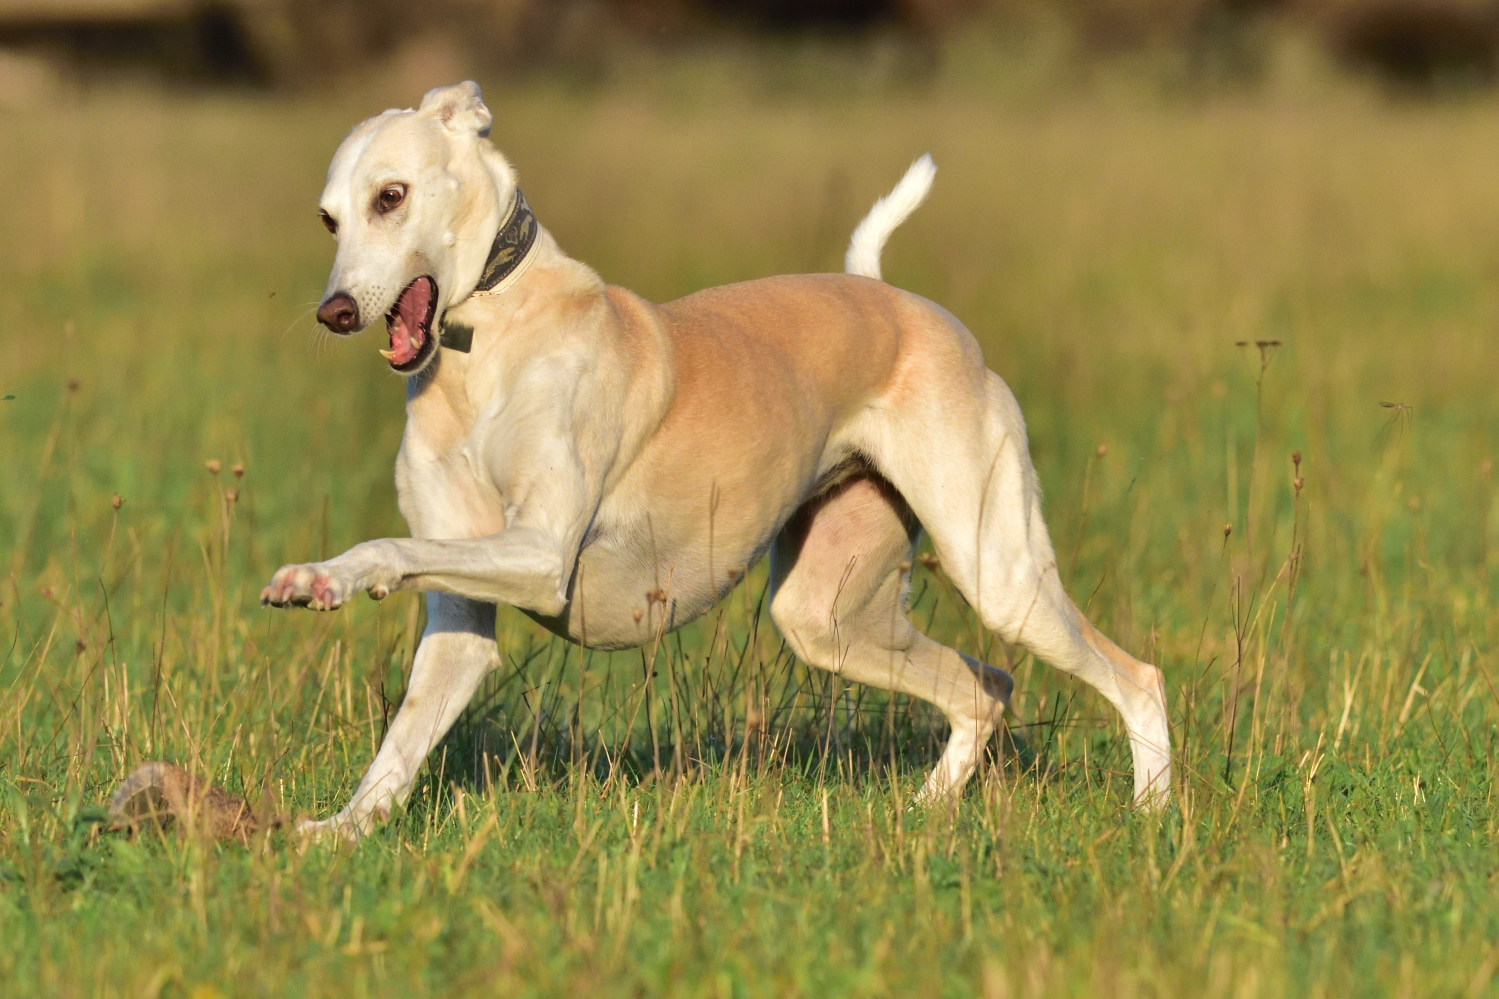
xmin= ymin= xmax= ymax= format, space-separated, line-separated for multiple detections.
xmin=262 ymin=82 xmax=1171 ymax=839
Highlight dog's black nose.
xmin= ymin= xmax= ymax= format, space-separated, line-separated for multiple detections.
xmin=317 ymin=294 xmax=359 ymax=334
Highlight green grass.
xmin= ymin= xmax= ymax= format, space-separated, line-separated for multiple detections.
xmin=6 ymin=61 xmax=1499 ymax=996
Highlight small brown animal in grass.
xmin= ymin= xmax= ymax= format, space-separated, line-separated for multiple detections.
xmin=109 ymin=762 xmax=278 ymax=844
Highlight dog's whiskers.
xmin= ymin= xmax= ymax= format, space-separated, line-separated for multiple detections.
xmin=280 ymin=303 xmax=323 ymax=344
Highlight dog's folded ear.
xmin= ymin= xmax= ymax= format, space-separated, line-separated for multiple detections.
xmin=420 ymin=81 xmax=493 ymax=138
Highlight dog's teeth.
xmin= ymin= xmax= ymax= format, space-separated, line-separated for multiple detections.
xmin=379 ymin=348 xmax=396 ymax=361
xmin=409 ymin=335 xmax=419 ymax=349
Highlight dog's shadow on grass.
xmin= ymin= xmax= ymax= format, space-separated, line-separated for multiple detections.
xmin=399 ymin=686 xmax=1069 ymax=824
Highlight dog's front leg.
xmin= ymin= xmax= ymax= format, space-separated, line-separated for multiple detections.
xmin=261 ymin=526 xmax=571 ymax=616
xmin=300 ymin=593 xmax=499 ymax=842
xmin=264 ymin=367 xmax=605 ymax=618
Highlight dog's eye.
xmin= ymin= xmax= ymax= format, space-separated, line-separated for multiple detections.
xmin=377 ymin=185 xmax=407 ymax=213
xmin=319 ymin=210 xmax=337 ymax=235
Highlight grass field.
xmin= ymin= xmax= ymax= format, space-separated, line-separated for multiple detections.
xmin=6 ymin=54 xmax=1499 ymax=996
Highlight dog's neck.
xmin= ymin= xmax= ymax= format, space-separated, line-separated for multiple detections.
xmin=408 ymin=212 xmax=606 ymax=437
xmin=438 ymin=188 xmax=541 ymax=353
xmin=434 ymin=185 xmax=608 ymax=374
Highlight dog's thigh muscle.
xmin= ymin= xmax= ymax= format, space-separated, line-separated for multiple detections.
xmin=867 ymin=371 xmax=1170 ymax=806
xmin=301 ymin=593 xmax=499 ymax=839
xmin=768 ymin=477 xmax=1012 ymax=800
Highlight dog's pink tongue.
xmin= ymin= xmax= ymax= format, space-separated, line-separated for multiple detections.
xmin=386 ymin=280 xmax=431 ymax=366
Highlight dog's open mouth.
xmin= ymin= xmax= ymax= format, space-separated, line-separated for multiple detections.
xmin=382 ymin=276 xmax=438 ymax=374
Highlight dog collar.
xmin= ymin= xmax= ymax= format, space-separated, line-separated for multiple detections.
xmin=439 ymin=188 xmax=539 ymax=353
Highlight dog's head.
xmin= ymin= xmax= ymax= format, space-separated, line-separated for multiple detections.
xmin=315 ymin=81 xmax=515 ymax=376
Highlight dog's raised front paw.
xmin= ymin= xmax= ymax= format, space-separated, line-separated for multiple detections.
xmin=261 ymin=559 xmax=392 ymax=611
xmin=261 ymin=562 xmax=347 ymax=610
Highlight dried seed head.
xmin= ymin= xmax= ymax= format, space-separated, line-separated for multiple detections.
xmin=66 ymin=377 xmax=80 ymax=393
xmin=75 ymin=639 xmax=86 ymax=654
xmin=918 ymin=553 xmax=940 ymax=570
xmin=898 ymin=561 xmax=913 ymax=573
xmin=726 ymin=567 xmax=742 ymax=581
xmin=633 ymin=609 xmax=643 ymax=624
xmin=1096 ymin=444 xmax=1107 ymax=458
xmin=111 ymin=493 xmax=124 ymax=510
xmin=1223 ymin=524 xmax=1233 ymax=538
xmin=225 ymin=489 xmax=239 ymax=504
xmin=1291 ymin=450 xmax=1301 ymax=470
xmin=1234 ymin=340 xmax=1248 ymax=347
xmin=231 ymin=462 xmax=245 ymax=480
xmin=206 ymin=459 xmax=222 ymax=476
xmin=1294 ymin=477 xmax=1304 ymax=494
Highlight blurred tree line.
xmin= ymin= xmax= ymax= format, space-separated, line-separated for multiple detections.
xmin=0 ymin=0 xmax=1496 ymax=88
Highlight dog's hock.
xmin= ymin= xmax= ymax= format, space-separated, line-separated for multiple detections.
xmin=420 ymin=80 xmax=492 ymax=137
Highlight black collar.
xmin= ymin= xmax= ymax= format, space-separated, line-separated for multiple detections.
xmin=439 ymin=188 xmax=539 ymax=353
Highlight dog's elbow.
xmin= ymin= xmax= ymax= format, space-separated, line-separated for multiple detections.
xmin=510 ymin=539 xmax=569 ymax=617
xmin=534 ymin=593 xmax=568 ymax=618
xmin=537 ymin=556 xmax=573 ymax=618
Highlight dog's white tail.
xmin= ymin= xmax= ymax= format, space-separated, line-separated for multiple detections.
xmin=843 ymin=154 xmax=936 ymax=281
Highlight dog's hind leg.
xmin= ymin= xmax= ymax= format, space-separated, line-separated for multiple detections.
xmin=868 ymin=368 xmax=1171 ymax=808
xmin=768 ymin=474 xmax=1014 ymax=801
xmin=299 ymin=593 xmax=500 ymax=841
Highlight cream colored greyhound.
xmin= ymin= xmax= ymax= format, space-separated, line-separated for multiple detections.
xmin=262 ymin=82 xmax=1171 ymax=839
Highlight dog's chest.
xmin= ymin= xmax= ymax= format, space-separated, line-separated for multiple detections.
xmin=395 ymin=394 xmax=506 ymax=540
xmin=394 ymin=445 xmax=506 ymax=540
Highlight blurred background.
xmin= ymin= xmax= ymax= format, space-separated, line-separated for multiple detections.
xmin=3 ymin=0 xmax=1499 ymax=94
